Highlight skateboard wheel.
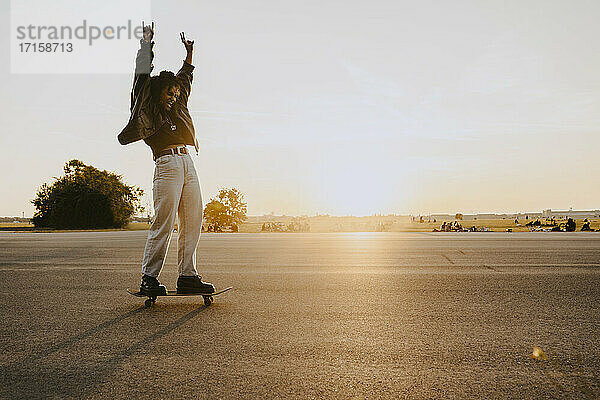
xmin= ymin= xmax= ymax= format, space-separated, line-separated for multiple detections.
xmin=203 ymin=296 xmax=213 ymax=306
xmin=145 ymin=299 xmax=153 ymax=308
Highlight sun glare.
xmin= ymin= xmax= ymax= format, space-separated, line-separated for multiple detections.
xmin=319 ymin=146 xmax=411 ymax=215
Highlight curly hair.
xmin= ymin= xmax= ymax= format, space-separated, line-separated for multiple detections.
xmin=150 ymin=70 xmax=180 ymax=105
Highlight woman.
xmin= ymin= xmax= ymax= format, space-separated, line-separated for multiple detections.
xmin=118 ymin=22 xmax=214 ymax=296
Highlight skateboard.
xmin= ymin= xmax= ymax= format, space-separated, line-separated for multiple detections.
xmin=127 ymin=286 xmax=233 ymax=307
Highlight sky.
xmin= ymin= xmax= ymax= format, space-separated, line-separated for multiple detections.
xmin=1 ymin=0 xmax=599 ymax=217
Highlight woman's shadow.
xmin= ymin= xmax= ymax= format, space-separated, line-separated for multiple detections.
xmin=0 ymin=304 xmax=209 ymax=398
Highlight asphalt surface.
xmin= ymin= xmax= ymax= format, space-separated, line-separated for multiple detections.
xmin=0 ymin=231 xmax=598 ymax=399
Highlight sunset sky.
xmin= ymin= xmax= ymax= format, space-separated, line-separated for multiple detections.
xmin=1 ymin=0 xmax=599 ymax=217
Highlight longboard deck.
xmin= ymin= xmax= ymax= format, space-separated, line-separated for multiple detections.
xmin=127 ymin=286 xmax=232 ymax=307
xmin=127 ymin=287 xmax=233 ymax=297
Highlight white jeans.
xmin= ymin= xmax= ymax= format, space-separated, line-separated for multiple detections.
xmin=142 ymin=153 xmax=202 ymax=278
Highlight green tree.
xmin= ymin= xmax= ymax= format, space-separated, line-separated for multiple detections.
xmin=32 ymin=159 xmax=144 ymax=229
xmin=203 ymin=188 xmax=247 ymax=231
xmin=203 ymin=199 xmax=229 ymax=230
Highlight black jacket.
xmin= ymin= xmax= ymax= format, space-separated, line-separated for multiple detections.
xmin=118 ymin=39 xmax=199 ymax=153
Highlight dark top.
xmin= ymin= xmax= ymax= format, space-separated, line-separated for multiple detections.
xmin=117 ymin=39 xmax=198 ymax=153
xmin=143 ymin=113 xmax=186 ymax=159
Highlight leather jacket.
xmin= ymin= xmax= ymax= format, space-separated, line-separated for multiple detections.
xmin=118 ymin=39 xmax=199 ymax=153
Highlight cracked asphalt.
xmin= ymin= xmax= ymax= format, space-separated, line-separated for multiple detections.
xmin=0 ymin=231 xmax=598 ymax=399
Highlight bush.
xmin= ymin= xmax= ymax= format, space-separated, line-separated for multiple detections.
xmin=32 ymin=160 xmax=144 ymax=229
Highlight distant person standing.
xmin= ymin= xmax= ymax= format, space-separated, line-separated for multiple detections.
xmin=118 ymin=22 xmax=214 ymax=297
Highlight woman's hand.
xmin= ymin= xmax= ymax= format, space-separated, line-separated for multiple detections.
xmin=142 ymin=21 xmax=154 ymax=43
xmin=181 ymin=32 xmax=194 ymax=64
xmin=180 ymin=32 xmax=194 ymax=54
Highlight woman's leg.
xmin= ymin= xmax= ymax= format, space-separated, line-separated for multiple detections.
xmin=177 ymin=154 xmax=203 ymax=276
xmin=141 ymin=155 xmax=184 ymax=278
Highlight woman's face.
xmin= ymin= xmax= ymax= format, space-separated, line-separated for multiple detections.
xmin=159 ymin=85 xmax=180 ymax=111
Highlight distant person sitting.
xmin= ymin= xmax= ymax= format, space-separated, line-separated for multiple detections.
xmin=581 ymin=221 xmax=592 ymax=231
xmin=565 ymin=218 xmax=576 ymax=232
